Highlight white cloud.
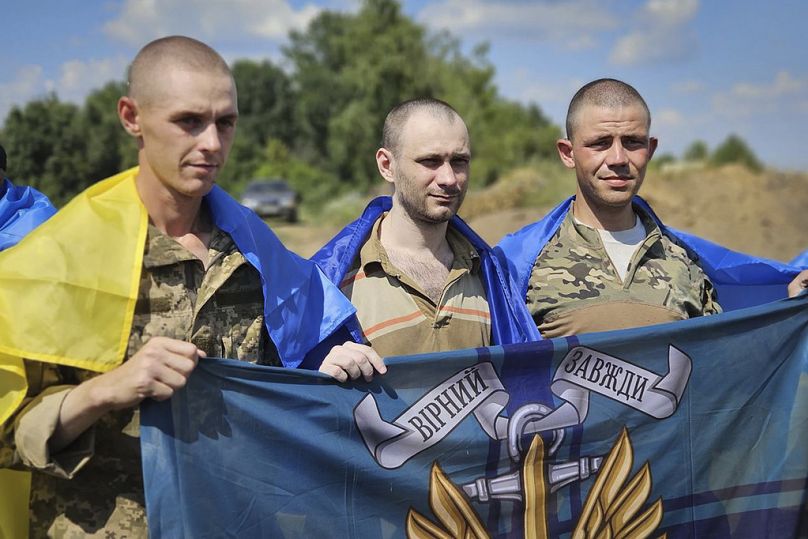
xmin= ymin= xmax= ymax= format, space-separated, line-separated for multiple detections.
xmin=57 ymin=57 xmax=128 ymax=103
xmin=104 ymin=0 xmax=321 ymax=46
xmin=515 ymin=75 xmax=584 ymax=106
xmin=0 ymin=56 xmax=131 ymax=126
xmin=656 ymin=108 xmax=684 ymax=126
xmin=711 ymin=93 xmax=757 ymax=118
xmin=0 ymin=65 xmax=47 ymax=124
xmin=672 ymin=80 xmax=704 ymax=94
xmin=645 ymin=0 xmax=699 ymax=25
xmin=732 ymin=70 xmax=805 ymax=99
xmin=712 ymin=70 xmax=808 ymax=117
xmin=418 ymin=0 xmax=616 ymax=45
xmin=610 ymin=0 xmax=699 ymax=66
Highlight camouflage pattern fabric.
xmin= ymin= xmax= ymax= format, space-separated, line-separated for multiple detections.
xmin=2 ymin=222 xmax=278 ymax=538
xmin=526 ymin=207 xmax=721 ymax=339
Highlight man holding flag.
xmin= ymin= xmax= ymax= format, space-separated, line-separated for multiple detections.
xmin=0 ymin=36 xmax=356 ymax=537
xmin=497 ymin=78 xmax=805 ymax=339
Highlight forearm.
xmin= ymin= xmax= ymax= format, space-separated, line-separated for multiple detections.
xmin=49 ymin=374 xmax=114 ymax=453
xmin=5 ymin=383 xmax=96 ymax=478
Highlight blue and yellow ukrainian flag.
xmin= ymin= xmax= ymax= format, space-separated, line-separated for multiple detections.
xmin=0 ymin=168 xmax=146 ymax=538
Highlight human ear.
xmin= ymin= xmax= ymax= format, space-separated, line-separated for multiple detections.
xmin=376 ymin=148 xmax=396 ymax=185
xmin=647 ymin=137 xmax=659 ymax=160
xmin=556 ymin=139 xmax=575 ymax=169
xmin=118 ymin=96 xmax=142 ymax=137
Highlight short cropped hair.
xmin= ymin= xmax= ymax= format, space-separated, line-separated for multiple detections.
xmin=127 ymin=35 xmax=231 ymax=104
xmin=382 ymin=98 xmax=462 ymax=156
xmin=565 ymin=78 xmax=650 ymax=140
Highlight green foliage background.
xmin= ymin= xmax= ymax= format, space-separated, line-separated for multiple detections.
xmin=0 ymin=0 xmax=762 ymax=210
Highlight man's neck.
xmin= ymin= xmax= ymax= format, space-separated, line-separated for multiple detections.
xmin=572 ymin=198 xmax=636 ymax=231
xmin=380 ymin=203 xmax=451 ymax=258
xmin=135 ymin=171 xmax=205 ymax=238
xmin=135 ymin=169 xmax=213 ymax=267
xmin=379 ymin=204 xmax=454 ymax=303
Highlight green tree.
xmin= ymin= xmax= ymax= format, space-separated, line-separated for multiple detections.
xmin=285 ymin=0 xmax=433 ymax=189
xmin=2 ymin=95 xmax=89 ymax=205
xmin=284 ymin=0 xmax=559 ymax=194
xmin=224 ymin=60 xmax=298 ymax=192
xmin=683 ymin=140 xmax=708 ymax=161
xmin=2 ymin=0 xmax=565 ymax=208
xmin=81 ymin=81 xmax=138 ymax=181
xmin=651 ymin=153 xmax=676 ymax=169
xmin=710 ymin=134 xmax=763 ymax=172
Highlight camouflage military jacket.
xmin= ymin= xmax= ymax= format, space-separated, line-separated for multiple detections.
xmin=526 ymin=207 xmax=721 ymax=338
xmin=2 ymin=222 xmax=279 ymax=538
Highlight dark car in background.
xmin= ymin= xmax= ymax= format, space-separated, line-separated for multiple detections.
xmin=240 ymin=179 xmax=299 ymax=223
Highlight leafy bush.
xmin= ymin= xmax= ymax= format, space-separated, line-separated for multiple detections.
xmin=710 ymin=134 xmax=763 ymax=172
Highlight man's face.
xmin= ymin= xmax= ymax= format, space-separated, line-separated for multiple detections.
xmin=389 ymin=111 xmax=471 ymax=224
xmin=559 ymin=103 xmax=657 ymax=212
xmin=132 ymin=68 xmax=238 ymax=198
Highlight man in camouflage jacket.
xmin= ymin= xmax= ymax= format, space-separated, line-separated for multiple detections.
xmin=0 ymin=36 xmax=355 ymax=538
xmin=497 ymin=78 xmax=804 ymax=339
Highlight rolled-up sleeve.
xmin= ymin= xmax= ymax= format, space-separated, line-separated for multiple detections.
xmin=1 ymin=361 xmax=95 ymax=478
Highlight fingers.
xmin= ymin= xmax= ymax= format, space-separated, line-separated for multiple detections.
xmin=137 ymin=337 xmax=200 ymax=383
xmin=143 ymin=380 xmax=176 ymax=401
xmin=342 ymin=342 xmax=386 ymax=376
xmin=787 ymin=269 xmax=808 ymax=298
xmin=97 ymin=337 xmax=204 ymax=409
xmin=319 ymin=362 xmax=349 ymax=383
xmin=319 ymin=342 xmax=386 ymax=382
xmin=152 ymin=336 xmax=204 ymax=363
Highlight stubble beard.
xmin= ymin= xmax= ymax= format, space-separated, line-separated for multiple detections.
xmin=396 ymin=181 xmax=465 ymax=225
xmin=579 ymin=169 xmax=644 ymax=212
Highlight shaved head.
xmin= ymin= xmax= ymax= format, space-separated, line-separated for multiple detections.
xmin=127 ymin=35 xmax=232 ymax=106
xmin=382 ymin=98 xmax=464 ymax=156
xmin=565 ymin=78 xmax=650 ymax=141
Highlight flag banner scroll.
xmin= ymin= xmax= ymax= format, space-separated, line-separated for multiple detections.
xmin=141 ymin=295 xmax=808 ymax=538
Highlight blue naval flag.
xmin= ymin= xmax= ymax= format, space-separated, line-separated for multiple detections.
xmin=0 ymin=178 xmax=56 ymax=251
xmin=496 ymin=196 xmax=802 ymax=315
xmin=141 ymin=294 xmax=808 ymax=538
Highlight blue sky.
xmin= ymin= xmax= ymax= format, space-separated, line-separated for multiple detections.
xmin=2 ymin=0 xmax=807 ymax=170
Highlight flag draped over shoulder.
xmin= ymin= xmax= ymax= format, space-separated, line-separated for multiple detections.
xmin=0 ymin=167 xmax=356 ymax=538
xmin=310 ymin=196 xmax=537 ymax=349
xmin=792 ymin=249 xmax=808 ymax=268
xmin=141 ymin=294 xmax=808 ymax=538
xmin=495 ymin=196 xmax=802 ymax=314
xmin=0 ymin=178 xmax=56 ymax=252
xmin=0 ymin=178 xmax=55 ymax=539
xmin=0 ymin=167 xmax=356 ymax=425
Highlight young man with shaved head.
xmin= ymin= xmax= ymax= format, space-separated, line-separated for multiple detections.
xmin=497 ymin=78 xmax=806 ymax=339
xmin=0 ymin=36 xmax=354 ymax=536
xmin=310 ymin=98 xmax=533 ymax=382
